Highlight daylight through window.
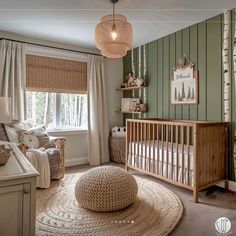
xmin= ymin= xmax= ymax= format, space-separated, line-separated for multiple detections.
xmin=26 ymin=91 xmax=87 ymax=130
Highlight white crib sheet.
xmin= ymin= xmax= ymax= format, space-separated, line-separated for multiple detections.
xmin=128 ymin=140 xmax=194 ymax=185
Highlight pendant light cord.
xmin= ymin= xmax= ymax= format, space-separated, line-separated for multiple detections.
xmin=113 ymin=2 xmax=115 ymax=24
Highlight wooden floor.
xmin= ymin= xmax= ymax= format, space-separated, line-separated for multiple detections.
xmin=65 ymin=163 xmax=236 ymax=236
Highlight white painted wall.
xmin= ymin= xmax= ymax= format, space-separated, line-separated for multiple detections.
xmin=0 ymin=31 xmax=123 ymax=166
xmin=48 ymin=130 xmax=89 ymax=166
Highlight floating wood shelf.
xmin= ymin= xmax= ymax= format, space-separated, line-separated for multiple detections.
xmin=115 ymin=86 xmax=147 ymax=91
xmin=115 ymin=110 xmax=147 ymax=114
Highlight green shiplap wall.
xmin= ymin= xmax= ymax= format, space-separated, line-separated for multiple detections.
xmin=123 ymin=12 xmax=235 ymax=180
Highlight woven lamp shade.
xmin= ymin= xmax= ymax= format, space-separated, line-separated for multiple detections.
xmin=95 ymin=14 xmax=132 ymax=58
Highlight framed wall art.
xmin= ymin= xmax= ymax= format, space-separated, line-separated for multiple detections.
xmin=170 ymin=56 xmax=198 ymax=105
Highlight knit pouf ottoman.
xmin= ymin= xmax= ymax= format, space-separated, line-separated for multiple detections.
xmin=75 ymin=166 xmax=138 ymax=212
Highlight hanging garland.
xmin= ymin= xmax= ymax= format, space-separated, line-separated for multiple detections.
xmin=143 ymin=44 xmax=147 ymax=83
xmin=223 ymin=10 xmax=231 ymax=122
xmin=131 ymin=49 xmax=135 ymax=76
xmin=138 ymin=46 xmax=141 ymax=78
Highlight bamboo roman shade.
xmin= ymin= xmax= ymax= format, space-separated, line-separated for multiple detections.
xmin=26 ymin=55 xmax=87 ymax=94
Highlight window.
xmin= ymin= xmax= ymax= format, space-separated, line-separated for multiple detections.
xmin=25 ymin=54 xmax=88 ymax=131
xmin=26 ymin=91 xmax=87 ymax=130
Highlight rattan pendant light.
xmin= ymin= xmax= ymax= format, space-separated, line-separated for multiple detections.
xmin=95 ymin=0 xmax=132 ymax=58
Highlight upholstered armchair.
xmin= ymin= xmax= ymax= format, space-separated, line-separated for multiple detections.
xmin=0 ymin=121 xmax=66 ymax=188
xmin=49 ymin=136 xmax=66 ymax=178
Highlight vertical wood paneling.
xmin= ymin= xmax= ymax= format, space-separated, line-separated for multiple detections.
xmin=175 ymin=31 xmax=183 ymax=119
xmin=163 ymin=36 xmax=170 ymax=118
xmin=157 ymin=39 xmax=163 ymax=117
xmin=197 ymin=21 xmax=207 ymax=120
xmin=133 ymin=47 xmax=139 ymax=77
xmin=147 ymin=41 xmax=158 ymax=117
xmin=206 ymin=15 xmax=222 ymax=121
xmin=169 ymin=34 xmax=176 ymax=119
xmin=123 ymin=14 xmax=226 ymax=123
xmin=123 ymin=50 xmax=132 ymax=79
xmin=123 ymin=51 xmax=132 ymax=123
xmin=189 ymin=24 xmax=198 ymax=120
xmin=182 ymin=27 xmax=190 ymax=120
xmin=123 ymin=12 xmax=235 ymax=180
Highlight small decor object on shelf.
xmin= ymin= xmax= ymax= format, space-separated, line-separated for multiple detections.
xmin=170 ymin=55 xmax=198 ymax=105
xmin=0 ymin=145 xmax=12 ymax=165
xmin=121 ymin=98 xmax=131 ymax=112
xmin=130 ymin=98 xmax=140 ymax=111
xmin=121 ymin=72 xmax=145 ymax=89
xmin=135 ymin=77 xmax=144 ymax=87
xmin=133 ymin=103 xmax=147 ymax=112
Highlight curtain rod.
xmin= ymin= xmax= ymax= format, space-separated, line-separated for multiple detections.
xmin=0 ymin=37 xmax=101 ymax=56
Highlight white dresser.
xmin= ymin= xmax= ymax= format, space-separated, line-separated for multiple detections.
xmin=0 ymin=142 xmax=38 ymax=236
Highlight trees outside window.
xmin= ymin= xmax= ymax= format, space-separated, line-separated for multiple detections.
xmin=26 ymin=91 xmax=87 ymax=130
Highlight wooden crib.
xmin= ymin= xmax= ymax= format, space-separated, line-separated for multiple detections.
xmin=126 ymin=118 xmax=228 ymax=202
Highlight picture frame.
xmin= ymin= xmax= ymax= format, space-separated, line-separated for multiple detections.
xmin=121 ymin=98 xmax=141 ymax=112
xmin=130 ymin=98 xmax=140 ymax=111
xmin=121 ymin=98 xmax=131 ymax=112
xmin=170 ymin=56 xmax=199 ymax=105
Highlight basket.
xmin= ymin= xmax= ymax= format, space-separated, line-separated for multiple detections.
xmin=109 ymin=134 xmax=125 ymax=164
xmin=0 ymin=148 xmax=11 ymax=165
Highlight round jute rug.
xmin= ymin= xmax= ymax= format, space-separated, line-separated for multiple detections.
xmin=36 ymin=173 xmax=183 ymax=236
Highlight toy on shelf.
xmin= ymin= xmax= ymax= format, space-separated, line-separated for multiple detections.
xmin=121 ymin=72 xmax=145 ymax=88
xmin=133 ymin=103 xmax=147 ymax=112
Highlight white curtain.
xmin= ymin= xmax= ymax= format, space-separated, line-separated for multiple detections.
xmin=0 ymin=39 xmax=26 ymax=121
xmin=88 ymin=55 xmax=109 ymax=165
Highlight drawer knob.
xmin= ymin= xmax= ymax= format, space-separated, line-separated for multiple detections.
xmin=23 ymin=187 xmax=30 ymax=194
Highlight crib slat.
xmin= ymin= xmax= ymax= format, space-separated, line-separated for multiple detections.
xmin=144 ymin=123 xmax=147 ymax=171
xmin=176 ymin=125 xmax=179 ymax=182
xmin=171 ymin=125 xmax=174 ymax=180
xmin=187 ymin=126 xmax=190 ymax=186
xmin=181 ymin=126 xmax=184 ymax=184
xmin=166 ymin=125 xmax=169 ymax=178
xmin=148 ymin=123 xmax=151 ymax=172
xmin=129 ymin=122 xmax=133 ymax=166
xmin=157 ymin=124 xmax=160 ymax=175
xmin=137 ymin=122 xmax=140 ymax=168
xmin=152 ymin=124 xmax=155 ymax=173
xmin=161 ymin=124 xmax=164 ymax=176
xmin=141 ymin=123 xmax=143 ymax=170
xmin=133 ymin=122 xmax=136 ymax=168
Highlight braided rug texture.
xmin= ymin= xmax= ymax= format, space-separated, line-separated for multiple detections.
xmin=75 ymin=166 xmax=138 ymax=212
xmin=36 ymin=171 xmax=183 ymax=236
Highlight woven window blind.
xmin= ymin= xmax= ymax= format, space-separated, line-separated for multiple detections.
xmin=26 ymin=55 xmax=87 ymax=94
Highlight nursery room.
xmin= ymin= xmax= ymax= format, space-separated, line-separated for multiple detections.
xmin=0 ymin=0 xmax=236 ymax=235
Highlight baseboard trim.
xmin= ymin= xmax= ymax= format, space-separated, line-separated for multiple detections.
xmin=65 ymin=157 xmax=88 ymax=167
xmin=217 ymin=180 xmax=236 ymax=192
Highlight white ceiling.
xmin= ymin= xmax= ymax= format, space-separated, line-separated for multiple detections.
xmin=0 ymin=0 xmax=235 ymax=49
